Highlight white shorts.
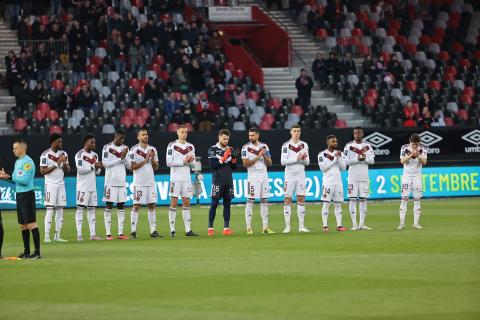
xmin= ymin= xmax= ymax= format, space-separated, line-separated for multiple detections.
xmin=321 ymin=184 xmax=344 ymax=203
xmin=401 ymin=175 xmax=423 ymax=199
xmin=76 ymin=190 xmax=97 ymax=207
xmin=247 ymin=179 xmax=270 ymax=199
xmin=103 ymin=186 xmax=127 ymax=203
xmin=347 ymin=181 xmax=369 ymax=199
xmin=284 ymin=175 xmax=306 ymax=197
xmin=132 ymin=185 xmax=158 ymax=205
xmin=44 ymin=183 xmax=66 ymax=207
xmin=169 ymin=181 xmax=193 ymax=198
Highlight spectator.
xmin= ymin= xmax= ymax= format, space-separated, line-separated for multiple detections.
xmin=5 ymin=51 xmax=20 ymax=93
xmin=431 ymin=110 xmax=446 ymax=127
xmin=342 ymin=52 xmax=356 ymax=75
xmin=419 ymin=93 xmax=433 ymax=110
xmin=35 ymin=43 xmax=51 ymax=82
xmin=387 ymin=54 xmax=402 ymax=80
xmin=170 ymin=67 xmax=188 ymax=92
xmin=144 ymin=78 xmax=163 ymax=102
xmin=311 ymin=52 xmax=326 ymax=89
xmin=295 ymin=68 xmax=314 ymax=109
xmin=113 ymin=37 xmax=127 ymax=74
xmin=234 ymin=86 xmax=246 ymax=108
xmin=189 ymin=58 xmax=205 ymax=91
xmin=403 ymin=100 xmax=418 ymax=119
xmin=207 ymin=31 xmax=223 ymax=52
xmin=51 ymin=84 xmax=74 ymax=110
xmin=128 ymin=36 xmax=146 ymax=75
xmin=12 ymin=79 xmax=32 ymax=108
xmin=70 ymin=45 xmax=86 ymax=85
xmin=375 ymin=55 xmax=386 ymax=77
xmin=325 ymin=0 xmax=345 ymax=30
xmin=163 ymin=92 xmax=181 ymax=119
xmin=418 ymin=106 xmax=432 ymax=129
xmin=76 ymin=84 xmax=96 ymax=111
xmin=325 ymin=52 xmax=341 ymax=84
xmin=31 ymin=82 xmax=49 ymax=104
xmin=17 ymin=50 xmax=35 ymax=82
xmin=196 ymin=92 xmax=218 ymax=131
xmin=362 ymin=55 xmax=375 ymax=80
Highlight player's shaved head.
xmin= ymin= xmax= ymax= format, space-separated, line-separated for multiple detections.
xmin=326 ymin=135 xmax=338 ymax=150
xmin=137 ymin=129 xmax=149 ymax=144
xmin=114 ymin=129 xmax=126 ymax=146
xmin=353 ymin=127 xmax=364 ymax=142
xmin=13 ymin=138 xmax=27 ymax=158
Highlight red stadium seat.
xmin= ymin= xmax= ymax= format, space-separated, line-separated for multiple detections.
xmin=366 ymin=19 xmax=377 ymax=31
xmin=444 ymin=117 xmax=454 ymax=126
xmin=259 ymin=121 xmax=272 ymax=130
xmin=224 ymin=62 xmax=235 ymax=72
xmin=403 ymin=119 xmax=416 ymax=127
xmin=358 ymin=43 xmax=370 ymax=56
xmin=315 ymin=28 xmax=328 ymax=40
xmin=406 ymin=80 xmax=417 ymax=92
xmin=233 ymin=69 xmax=245 ymax=79
xmin=120 ymin=116 xmax=133 ymax=128
xmin=37 ymin=103 xmax=51 ymax=116
xmin=337 ymin=37 xmax=350 ymax=46
xmin=334 ymin=119 xmax=347 ymax=128
xmin=351 ymin=28 xmax=363 ymax=37
xmin=460 ymin=94 xmax=473 ymax=105
xmin=457 ymin=109 xmax=469 ymax=120
xmin=463 ymin=87 xmax=475 ymax=97
xmin=167 ymin=123 xmax=180 ymax=132
xmin=474 ymin=50 xmax=480 ymax=60
xmin=124 ymin=108 xmax=137 ymax=120
xmin=134 ymin=116 xmax=146 ymax=127
xmin=247 ymin=91 xmax=259 ymax=102
xmin=429 ymin=80 xmax=441 ymax=90
xmin=262 ymin=113 xmax=275 ymax=126
xmin=443 ymin=72 xmax=455 ymax=82
xmin=350 ymin=36 xmax=361 ymax=46
xmin=47 ymin=110 xmax=59 ymax=122
xmin=90 ymin=56 xmax=103 ymax=67
xmin=159 ymin=70 xmax=170 ymax=81
xmin=77 ymin=79 xmax=89 ymax=87
xmin=33 ymin=110 xmax=45 ymax=121
xmin=380 ymin=52 xmax=391 ymax=63
xmin=291 ymin=105 xmax=304 ymax=116
xmin=367 ymin=89 xmax=378 ymax=100
xmin=395 ymin=35 xmax=408 ymax=46
xmin=184 ymin=123 xmax=194 ymax=132
xmin=52 ymin=79 xmax=64 ymax=90
xmin=419 ymin=35 xmax=431 ymax=45
xmin=446 ymin=66 xmax=457 ymax=76
xmin=452 ymin=42 xmax=464 ymax=53
xmin=430 ymin=34 xmax=443 ymax=44
xmin=14 ymin=118 xmax=28 ymax=132
xmin=405 ymin=43 xmax=417 ymax=55
xmin=40 ymin=15 xmax=50 ymax=25
xmin=438 ymin=51 xmax=450 ymax=61
xmin=87 ymin=64 xmax=99 ymax=75
xmin=49 ymin=125 xmax=62 ymax=135
xmin=153 ymin=55 xmax=165 ymax=66
xmin=363 ymin=96 xmax=376 ymax=108
xmin=128 ymin=78 xmax=141 ymax=90
xmin=137 ymin=108 xmax=150 ymax=120
xmin=459 ymin=59 xmax=471 ymax=68
xmin=268 ymin=98 xmax=281 ymax=109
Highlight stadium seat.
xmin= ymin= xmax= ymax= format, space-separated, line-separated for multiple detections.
xmin=49 ymin=125 xmax=62 ymax=135
xmin=167 ymin=123 xmax=180 ymax=132
xmin=335 ymin=119 xmax=347 ymax=128
xmin=259 ymin=121 xmax=272 ymax=130
xmin=14 ymin=118 xmax=27 ymax=132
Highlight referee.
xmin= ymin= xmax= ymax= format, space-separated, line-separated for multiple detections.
xmin=0 ymin=139 xmax=41 ymax=259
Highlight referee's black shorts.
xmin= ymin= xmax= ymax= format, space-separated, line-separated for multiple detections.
xmin=16 ymin=190 xmax=36 ymax=225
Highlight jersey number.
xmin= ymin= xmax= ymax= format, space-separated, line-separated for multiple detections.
xmin=77 ymin=191 xmax=85 ymax=202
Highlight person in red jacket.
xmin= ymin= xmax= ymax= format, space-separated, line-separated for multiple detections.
xmin=196 ymin=92 xmax=219 ymax=131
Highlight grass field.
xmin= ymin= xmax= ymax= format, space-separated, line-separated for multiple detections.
xmin=1 ymin=198 xmax=479 ymax=320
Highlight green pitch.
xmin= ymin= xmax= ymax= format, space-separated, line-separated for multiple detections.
xmin=1 ymin=198 xmax=479 ymax=320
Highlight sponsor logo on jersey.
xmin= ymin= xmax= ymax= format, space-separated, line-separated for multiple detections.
xmin=462 ymin=129 xmax=480 ymax=153
xmin=419 ymin=131 xmax=442 ymax=154
xmin=363 ymin=132 xmax=392 ymax=155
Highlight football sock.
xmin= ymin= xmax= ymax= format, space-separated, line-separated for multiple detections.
xmin=182 ymin=206 xmax=191 ymax=232
xmin=44 ymin=206 xmax=54 ymax=237
xmin=87 ymin=207 xmax=96 ymax=237
xmin=413 ymin=200 xmax=421 ymax=225
xmin=223 ymin=198 xmax=231 ymax=228
xmin=349 ymin=200 xmax=357 ymax=227
xmin=334 ymin=202 xmax=343 ymax=227
xmin=130 ymin=208 xmax=139 ymax=233
xmin=104 ymin=208 xmax=112 ymax=236
xmin=359 ymin=199 xmax=367 ymax=226
xmin=399 ymin=199 xmax=408 ymax=225
xmin=283 ymin=204 xmax=291 ymax=228
xmin=321 ymin=202 xmax=330 ymax=227
xmin=297 ymin=202 xmax=305 ymax=228
xmin=118 ymin=209 xmax=125 ymax=235
xmin=245 ymin=198 xmax=254 ymax=229
xmin=260 ymin=198 xmax=269 ymax=229
xmin=31 ymin=227 xmax=40 ymax=253
xmin=54 ymin=207 xmax=64 ymax=238
xmin=0 ymin=218 xmax=3 ymax=256
xmin=75 ymin=206 xmax=84 ymax=236
xmin=168 ymin=207 xmax=177 ymax=232
xmin=21 ymin=229 xmax=30 ymax=254
xmin=147 ymin=209 xmax=157 ymax=233
xmin=208 ymin=198 xmax=220 ymax=228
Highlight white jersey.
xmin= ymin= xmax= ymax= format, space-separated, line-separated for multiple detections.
xmin=281 ymin=139 xmax=310 ymax=176
xmin=400 ymin=144 xmax=427 ymax=178
xmin=318 ymin=149 xmax=346 ymax=185
xmin=129 ymin=143 xmax=158 ymax=187
xmin=343 ymin=141 xmax=374 ymax=182
xmin=75 ymin=149 xmax=100 ymax=192
xmin=40 ymin=148 xmax=68 ymax=185
xmin=166 ymin=140 xmax=195 ymax=182
xmin=102 ymin=142 xmax=129 ymax=187
xmin=241 ymin=141 xmax=270 ymax=181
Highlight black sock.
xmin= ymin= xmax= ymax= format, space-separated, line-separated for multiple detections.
xmin=22 ymin=229 xmax=30 ymax=254
xmin=0 ymin=221 xmax=4 ymax=256
xmin=223 ymin=198 xmax=231 ymax=228
xmin=31 ymin=228 xmax=40 ymax=254
xmin=208 ymin=198 xmax=220 ymax=228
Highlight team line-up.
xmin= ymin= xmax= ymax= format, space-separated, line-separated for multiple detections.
xmin=1 ymin=125 xmax=427 ymax=249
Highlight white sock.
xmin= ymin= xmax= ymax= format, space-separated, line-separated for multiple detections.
xmin=297 ymin=203 xmax=305 ymax=228
xmin=413 ymin=200 xmax=421 ymax=225
xmin=75 ymin=206 xmax=84 ymax=236
xmin=349 ymin=200 xmax=357 ymax=227
xmin=54 ymin=207 xmax=64 ymax=238
xmin=260 ymin=199 xmax=269 ymax=229
xmin=148 ymin=209 xmax=156 ymax=233
xmin=87 ymin=207 xmax=96 ymax=237
xmin=168 ymin=207 xmax=177 ymax=233
xmin=334 ymin=202 xmax=342 ymax=227
xmin=131 ymin=208 xmax=139 ymax=233
xmin=321 ymin=202 xmax=330 ymax=227
xmin=118 ymin=209 xmax=125 ymax=235
xmin=283 ymin=204 xmax=291 ymax=228
xmin=399 ymin=199 xmax=408 ymax=225
xmin=359 ymin=200 xmax=367 ymax=226
xmin=182 ymin=206 xmax=192 ymax=232
xmin=44 ymin=206 xmax=54 ymax=238
xmin=245 ymin=199 xmax=254 ymax=229
xmin=104 ymin=208 xmax=112 ymax=236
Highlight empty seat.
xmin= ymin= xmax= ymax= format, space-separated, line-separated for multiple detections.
xmin=233 ymin=121 xmax=246 ymax=131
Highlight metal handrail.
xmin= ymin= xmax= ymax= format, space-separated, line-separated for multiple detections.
xmin=0 ymin=39 xmax=69 ymax=65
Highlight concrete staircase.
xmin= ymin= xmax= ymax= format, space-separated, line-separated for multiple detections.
xmin=0 ymin=90 xmax=14 ymax=135
xmin=0 ymin=18 xmax=21 ymax=73
xmin=263 ymin=67 xmax=368 ymax=127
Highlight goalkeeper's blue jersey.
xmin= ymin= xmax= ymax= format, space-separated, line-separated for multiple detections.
xmin=208 ymin=144 xmax=237 ymax=186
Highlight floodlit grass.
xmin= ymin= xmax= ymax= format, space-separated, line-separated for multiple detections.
xmin=1 ymin=198 xmax=479 ymax=320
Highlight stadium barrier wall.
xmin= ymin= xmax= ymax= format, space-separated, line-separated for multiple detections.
xmin=1 ymin=166 xmax=479 ymax=209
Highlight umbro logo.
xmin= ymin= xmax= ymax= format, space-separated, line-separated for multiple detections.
xmin=462 ymin=129 xmax=480 ymax=153
xmin=363 ymin=132 xmax=392 ymax=155
xmin=419 ymin=131 xmax=443 ymax=147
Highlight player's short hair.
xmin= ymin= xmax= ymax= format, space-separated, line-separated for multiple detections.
xmin=177 ymin=125 xmax=187 ymax=130
xmin=290 ymin=124 xmax=301 ymax=130
xmin=49 ymin=133 xmax=62 ymax=144
xmin=83 ymin=133 xmax=95 ymax=145
xmin=326 ymin=135 xmax=336 ymax=141
xmin=115 ymin=129 xmax=125 ymax=136
xmin=353 ymin=126 xmax=363 ymax=131
xmin=137 ymin=128 xmax=148 ymax=135
xmin=219 ymin=129 xmax=230 ymax=136
xmin=14 ymin=138 xmax=27 ymax=146
xmin=409 ymin=133 xmax=421 ymax=143
xmin=249 ymin=127 xmax=259 ymax=134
